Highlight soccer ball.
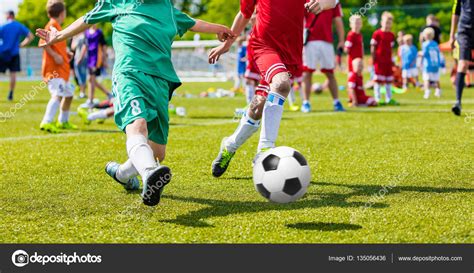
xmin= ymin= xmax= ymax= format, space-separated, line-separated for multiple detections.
xmin=312 ymin=83 xmax=323 ymax=94
xmin=253 ymin=146 xmax=311 ymax=203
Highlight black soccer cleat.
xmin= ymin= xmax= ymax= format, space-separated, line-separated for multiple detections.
xmin=211 ymin=138 xmax=235 ymax=178
xmin=451 ymin=104 xmax=461 ymax=116
xmin=141 ymin=166 xmax=172 ymax=206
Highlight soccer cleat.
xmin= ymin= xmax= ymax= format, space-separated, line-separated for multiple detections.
xmin=252 ymin=148 xmax=271 ymax=167
xmin=142 ymin=165 xmax=172 ymax=206
xmin=301 ymin=102 xmax=311 ymax=113
xmin=105 ymin=162 xmax=140 ymax=191
xmin=386 ymin=99 xmax=400 ymax=106
xmin=288 ymin=103 xmax=300 ymax=112
xmin=211 ymin=138 xmax=236 ymax=178
xmin=77 ymin=107 xmax=91 ymax=125
xmin=334 ymin=101 xmax=346 ymax=112
xmin=7 ymin=90 xmax=13 ymax=101
xmin=40 ymin=122 xmax=59 ymax=134
xmin=56 ymin=121 xmax=78 ymax=130
xmin=451 ymin=104 xmax=461 ymax=116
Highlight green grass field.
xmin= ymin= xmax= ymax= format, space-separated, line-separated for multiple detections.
xmin=0 ymin=73 xmax=472 ymax=243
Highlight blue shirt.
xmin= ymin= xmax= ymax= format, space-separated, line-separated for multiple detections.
xmin=422 ymin=40 xmax=441 ymax=73
xmin=237 ymin=45 xmax=247 ymax=74
xmin=400 ymin=44 xmax=418 ymax=70
xmin=0 ymin=20 xmax=30 ymax=60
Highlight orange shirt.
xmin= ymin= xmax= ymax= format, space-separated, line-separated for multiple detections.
xmin=40 ymin=19 xmax=70 ymax=82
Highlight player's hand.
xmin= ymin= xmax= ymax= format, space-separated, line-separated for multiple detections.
xmin=449 ymin=36 xmax=456 ymax=50
xmin=53 ymin=54 xmax=64 ymax=65
xmin=337 ymin=42 xmax=345 ymax=51
xmin=217 ymin=26 xmax=236 ymax=42
xmin=305 ymin=0 xmax=322 ymax=14
xmin=209 ymin=44 xmax=230 ymax=64
xmin=36 ymin=26 xmax=61 ymax=47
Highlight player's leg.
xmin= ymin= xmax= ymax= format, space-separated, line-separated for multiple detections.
xmin=40 ymin=79 xmax=65 ymax=133
xmin=8 ymin=72 xmax=16 ymax=101
xmin=301 ymin=42 xmax=317 ymax=113
xmin=301 ymin=71 xmax=313 ymax=113
xmin=212 ymin=87 xmax=266 ymax=177
xmin=57 ymin=83 xmax=77 ymax=130
xmin=258 ymin=71 xmax=291 ymax=153
xmin=373 ymin=63 xmax=383 ymax=103
xmin=423 ymin=74 xmax=431 ymax=99
xmin=320 ymin=42 xmax=344 ymax=111
xmin=452 ymin=30 xmax=473 ymax=116
xmin=86 ymin=70 xmax=96 ymax=107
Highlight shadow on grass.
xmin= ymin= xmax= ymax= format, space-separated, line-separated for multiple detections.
xmin=161 ymin=181 xmax=473 ymax=229
xmin=287 ymin=222 xmax=362 ymax=231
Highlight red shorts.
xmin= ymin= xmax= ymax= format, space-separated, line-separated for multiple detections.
xmin=249 ymin=45 xmax=302 ymax=97
xmin=374 ymin=62 xmax=394 ymax=83
xmin=244 ymin=47 xmax=261 ymax=81
xmin=350 ymin=92 xmax=376 ymax=106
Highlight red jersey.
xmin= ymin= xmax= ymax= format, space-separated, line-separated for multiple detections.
xmin=241 ymin=0 xmax=305 ymax=66
xmin=345 ymin=31 xmax=363 ymax=59
xmin=305 ymin=2 xmax=343 ymax=43
xmin=348 ymin=72 xmax=364 ymax=95
xmin=371 ymin=29 xmax=395 ymax=64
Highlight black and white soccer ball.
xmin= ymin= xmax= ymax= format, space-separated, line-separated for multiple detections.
xmin=253 ymin=146 xmax=311 ymax=203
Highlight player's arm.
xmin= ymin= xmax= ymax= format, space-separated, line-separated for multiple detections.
xmin=190 ymin=20 xmax=235 ymax=42
xmin=209 ymin=12 xmax=250 ymax=64
xmin=44 ymin=46 xmax=64 ymax=65
xmin=20 ymin=32 xmax=35 ymax=48
xmin=449 ymin=0 xmax=461 ymax=50
xmin=348 ymin=85 xmax=358 ymax=106
xmin=334 ymin=17 xmax=345 ymax=50
xmin=36 ymin=17 xmax=91 ymax=47
xmin=370 ymin=34 xmax=377 ymax=63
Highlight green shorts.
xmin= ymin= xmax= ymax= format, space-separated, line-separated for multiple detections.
xmin=112 ymin=71 xmax=180 ymax=145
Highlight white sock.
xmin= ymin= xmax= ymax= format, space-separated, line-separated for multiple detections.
xmin=245 ymin=84 xmax=255 ymax=104
xmin=225 ymin=113 xmax=260 ymax=153
xmin=116 ymin=159 xmax=138 ymax=183
xmin=42 ymin=98 xmax=60 ymax=124
xmin=258 ymin=92 xmax=285 ymax=152
xmin=374 ymin=83 xmax=381 ymax=102
xmin=385 ymin=84 xmax=392 ymax=102
xmin=424 ymin=89 xmax=431 ymax=98
xmin=435 ymin=88 xmax=441 ymax=96
xmin=88 ymin=110 xmax=108 ymax=121
xmin=234 ymin=77 xmax=242 ymax=90
xmin=126 ymin=134 xmax=158 ymax=178
xmin=58 ymin=110 xmax=70 ymax=123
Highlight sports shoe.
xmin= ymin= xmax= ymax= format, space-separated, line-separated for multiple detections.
xmin=80 ymin=100 xmax=95 ymax=109
xmin=252 ymin=148 xmax=270 ymax=167
xmin=288 ymin=104 xmax=300 ymax=112
xmin=105 ymin=162 xmax=140 ymax=191
xmin=386 ymin=99 xmax=400 ymax=106
xmin=211 ymin=138 xmax=235 ymax=178
xmin=451 ymin=104 xmax=461 ymax=116
xmin=56 ymin=121 xmax=78 ymax=130
xmin=301 ymin=101 xmax=311 ymax=113
xmin=334 ymin=101 xmax=346 ymax=112
xmin=77 ymin=107 xmax=91 ymax=125
xmin=142 ymin=165 xmax=172 ymax=206
xmin=40 ymin=122 xmax=59 ymax=133
xmin=7 ymin=90 xmax=13 ymax=101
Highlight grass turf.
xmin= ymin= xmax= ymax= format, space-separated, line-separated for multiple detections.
xmin=0 ymin=73 xmax=472 ymax=243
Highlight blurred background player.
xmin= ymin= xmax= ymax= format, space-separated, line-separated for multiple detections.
xmin=0 ymin=10 xmax=34 ymax=101
xmin=400 ymin=34 xmax=419 ymax=91
xmin=420 ymin=14 xmax=442 ymax=46
xmin=78 ymin=99 xmax=113 ymax=125
xmin=449 ymin=0 xmax=474 ymax=116
xmin=348 ymin=58 xmax=377 ymax=107
xmin=370 ymin=12 xmax=398 ymax=105
xmin=81 ymin=25 xmax=111 ymax=108
xmin=421 ymin=27 xmax=442 ymax=99
xmin=233 ymin=36 xmax=247 ymax=95
xmin=39 ymin=0 xmax=76 ymax=133
xmin=301 ymin=0 xmax=345 ymax=113
xmin=71 ymin=32 xmax=88 ymax=99
xmin=345 ymin=15 xmax=364 ymax=75
xmin=208 ymin=0 xmax=336 ymax=177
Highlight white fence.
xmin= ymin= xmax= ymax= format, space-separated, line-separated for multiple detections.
xmin=0 ymin=40 xmax=236 ymax=82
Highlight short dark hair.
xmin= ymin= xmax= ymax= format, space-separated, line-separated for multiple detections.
xmin=7 ymin=10 xmax=15 ymax=18
xmin=47 ymin=2 xmax=65 ymax=18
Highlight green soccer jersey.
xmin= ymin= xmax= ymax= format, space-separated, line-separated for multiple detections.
xmin=83 ymin=0 xmax=196 ymax=84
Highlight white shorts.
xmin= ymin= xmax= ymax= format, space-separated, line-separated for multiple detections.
xmin=303 ymin=41 xmax=335 ymax=72
xmin=48 ymin=78 xmax=74 ymax=97
xmin=402 ymin=68 xmax=418 ymax=78
xmin=422 ymin=72 xmax=440 ymax=82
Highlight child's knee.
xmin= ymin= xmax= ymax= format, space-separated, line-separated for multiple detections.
xmin=248 ymin=95 xmax=266 ymax=120
xmin=270 ymin=72 xmax=291 ymax=97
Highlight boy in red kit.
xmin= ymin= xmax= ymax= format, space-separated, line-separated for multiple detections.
xmin=348 ymin=58 xmax=377 ymax=107
xmin=345 ymin=15 xmax=364 ymax=73
xmin=208 ymin=0 xmax=336 ymax=177
xmin=370 ymin=12 xmax=399 ymax=106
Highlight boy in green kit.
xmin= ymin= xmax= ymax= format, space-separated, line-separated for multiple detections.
xmin=36 ymin=0 xmax=234 ymax=206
